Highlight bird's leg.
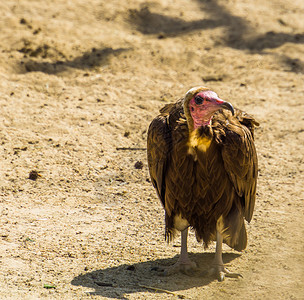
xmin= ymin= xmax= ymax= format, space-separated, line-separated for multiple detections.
xmin=210 ymin=231 xmax=243 ymax=281
xmin=177 ymin=228 xmax=197 ymax=268
xmin=153 ymin=228 xmax=197 ymax=276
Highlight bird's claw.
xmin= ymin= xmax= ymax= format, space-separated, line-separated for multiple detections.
xmin=210 ymin=264 xmax=243 ymax=281
xmin=224 ymin=271 xmax=243 ymax=279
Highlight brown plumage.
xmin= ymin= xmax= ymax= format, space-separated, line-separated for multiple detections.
xmin=147 ymin=86 xmax=259 ymax=280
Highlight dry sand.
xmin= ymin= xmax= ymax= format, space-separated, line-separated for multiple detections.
xmin=0 ymin=0 xmax=303 ymax=299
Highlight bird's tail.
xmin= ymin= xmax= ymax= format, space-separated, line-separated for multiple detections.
xmin=221 ymin=204 xmax=248 ymax=251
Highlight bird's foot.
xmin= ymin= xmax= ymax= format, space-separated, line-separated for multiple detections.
xmin=207 ymin=264 xmax=243 ymax=281
xmin=152 ymin=258 xmax=198 ymax=276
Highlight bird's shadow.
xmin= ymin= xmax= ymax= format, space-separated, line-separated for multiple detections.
xmin=71 ymin=252 xmax=241 ymax=299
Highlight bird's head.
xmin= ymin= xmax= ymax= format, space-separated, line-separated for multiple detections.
xmin=183 ymin=86 xmax=234 ymax=130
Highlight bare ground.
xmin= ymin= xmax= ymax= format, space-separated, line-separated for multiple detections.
xmin=0 ymin=0 xmax=303 ymax=299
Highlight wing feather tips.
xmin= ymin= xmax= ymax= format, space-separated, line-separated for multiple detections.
xmin=165 ymin=212 xmax=176 ymax=242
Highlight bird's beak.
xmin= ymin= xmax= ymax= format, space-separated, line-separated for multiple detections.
xmin=219 ymin=101 xmax=234 ymax=116
xmin=210 ymin=97 xmax=235 ymax=116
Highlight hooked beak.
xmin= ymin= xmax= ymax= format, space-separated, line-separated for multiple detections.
xmin=220 ymin=101 xmax=234 ymax=115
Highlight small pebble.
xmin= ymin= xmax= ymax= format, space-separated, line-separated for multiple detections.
xmin=134 ymin=161 xmax=143 ymax=169
xmin=28 ymin=170 xmax=41 ymax=181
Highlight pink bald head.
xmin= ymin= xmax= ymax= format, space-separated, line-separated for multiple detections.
xmin=189 ymin=90 xmax=234 ymax=129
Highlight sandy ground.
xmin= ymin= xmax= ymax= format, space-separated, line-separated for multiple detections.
xmin=0 ymin=0 xmax=303 ymax=299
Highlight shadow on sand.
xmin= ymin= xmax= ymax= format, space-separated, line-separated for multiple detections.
xmin=71 ymin=252 xmax=241 ymax=299
xmin=127 ymin=0 xmax=304 ymax=73
xmin=19 ymin=47 xmax=131 ymax=74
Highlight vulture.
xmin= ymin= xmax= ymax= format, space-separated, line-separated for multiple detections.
xmin=147 ymin=86 xmax=258 ymax=281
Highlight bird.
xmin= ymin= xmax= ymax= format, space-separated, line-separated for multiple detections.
xmin=147 ymin=86 xmax=259 ymax=281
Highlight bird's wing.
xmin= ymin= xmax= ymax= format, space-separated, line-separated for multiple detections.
xmin=147 ymin=113 xmax=172 ymax=209
xmin=217 ymin=110 xmax=259 ymax=222
xmin=147 ymin=100 xmax=185 ymax=208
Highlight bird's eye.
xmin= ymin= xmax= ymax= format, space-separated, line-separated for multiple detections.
xmin=194 ymin=96 xmax=204 ymax=105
